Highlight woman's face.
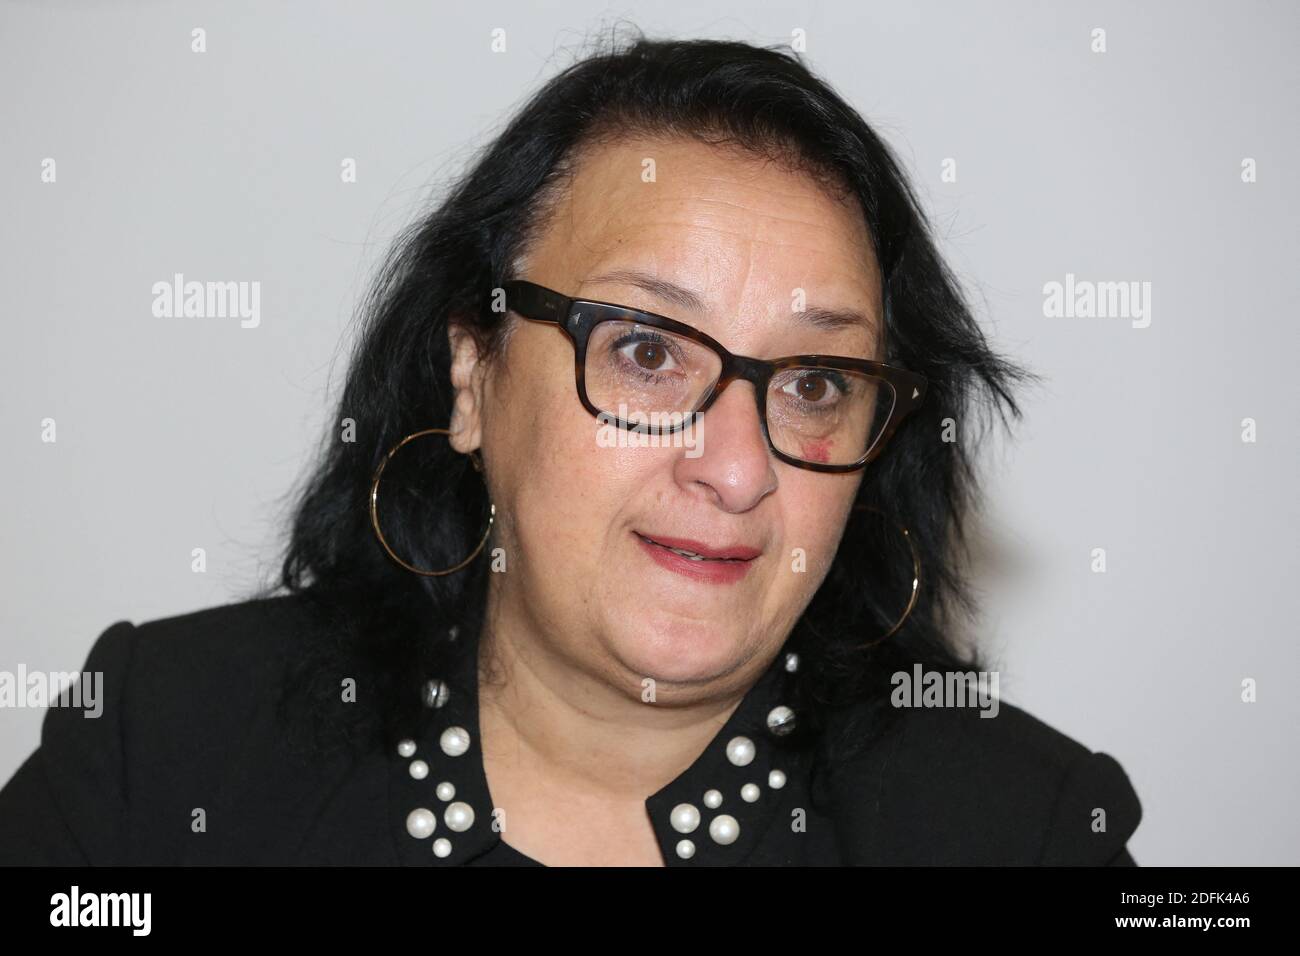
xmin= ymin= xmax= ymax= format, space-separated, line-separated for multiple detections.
xmin=450 ymin=134 xmax=882 ymax=697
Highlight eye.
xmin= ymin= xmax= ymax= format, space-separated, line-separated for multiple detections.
xmin=613 ymin=331 xmax=682 ymax=373
xmin=778 ymin=369 xmax=850 ymax=406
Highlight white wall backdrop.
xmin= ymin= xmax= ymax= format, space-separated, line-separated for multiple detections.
xmin=1 ymin=0 xmax=1296 ymax=865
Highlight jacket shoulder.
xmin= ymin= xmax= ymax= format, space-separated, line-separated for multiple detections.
xmin=118 ymin=593 xmax=317 ymax=722
xmin=824 ymin=698 xmax=1143 ymax=865
xmin=0 ymin=594 xmax=326 ymax=864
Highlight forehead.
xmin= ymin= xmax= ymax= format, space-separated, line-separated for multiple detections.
xmin=526 ymin=135 xmax=881 ymax=323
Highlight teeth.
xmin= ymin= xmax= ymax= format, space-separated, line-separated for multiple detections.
xmin=640 ymin=533 xmax=726 ymax=561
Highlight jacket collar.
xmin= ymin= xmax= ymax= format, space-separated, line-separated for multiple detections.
xmin=389 ymin=624 xmax=803 ymax=866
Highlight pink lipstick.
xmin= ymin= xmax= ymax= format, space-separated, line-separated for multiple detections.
xmin=633 ymin=531 xmax=760 ymax=585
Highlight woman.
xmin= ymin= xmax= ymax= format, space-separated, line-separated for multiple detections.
xmin=0 ymin=35 xmax=1141 ymax=866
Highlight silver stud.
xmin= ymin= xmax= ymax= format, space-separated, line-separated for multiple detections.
xmin=433 ymin=838 xmax=452 ymax=858
xmin=703 ymin=789 xmax=723 ymax=809
xmin=406 ymin=807 xmax=436 ymax=839
xmin=784 ymin=652 xmax=799 ymax=673
xmin=726 ymin=736 xmax=755 ymax=767
xmin=435 ymin=781 xmax=455 ymax=802
xmin=444 ymin=801 xmax=475 ymax=832
xmin=670 ymin=803 xmax=701 ymax=834
xmin=409 ymin=759 xmax=429 ymax=780
xmin=397 ymin=738 xmax=416 ymax=758
xmin=766 ymin=705 xmax=796 ymax=737
xmin=741 ymin=783 xmax=760 ymax=803
xmin=709 ymin=814 xmax=740 ymax=845
xmin=676 ymin=839 xmax=696 ymax=860
xmin=440 ymin=726 xmax=470 ymax=757
xmin=769 ymin=769 xmax=787 ymax=789
xmin=422 ymin=679 xmax=450 ymax=709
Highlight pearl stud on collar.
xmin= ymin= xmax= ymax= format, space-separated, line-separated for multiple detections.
xmin=725 ymin=736 xmax=755 ymax=767
xmin=670 ymin=804 xmax=701 ymax=833
xmin=709 ymin=814 xmax=740 ymax=845
xmin=766 ymin=705 xmax=796 ymax=736
xmin=444 ymin=801 xmax=475 ymax=832
xmin=440 ymin=726 xmax=470 ymax=757
xmin=423 ymin=679 xmax=450 ymax=709
xmin=406 ymin=808 xmax=436 ymax=839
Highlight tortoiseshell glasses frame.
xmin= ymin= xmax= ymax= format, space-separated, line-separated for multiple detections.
xmin=501 ymin=279 xmax=928 ymax=474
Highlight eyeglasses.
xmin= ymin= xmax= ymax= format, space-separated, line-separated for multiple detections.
xmin=501 ymin=279 xmax=928 ymax=473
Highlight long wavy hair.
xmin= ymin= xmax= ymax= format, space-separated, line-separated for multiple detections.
xmin=252 ymin=31 xmax=1037 ymax=773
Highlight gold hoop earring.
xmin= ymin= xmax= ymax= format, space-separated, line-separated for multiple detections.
xmin=854 ymin=504 xmax=921 ymax=645
xmin=369 ymin=427 xmax=495 ymax=576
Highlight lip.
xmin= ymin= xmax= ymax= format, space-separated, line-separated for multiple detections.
xmin=633 ymin=531 xmax=760 ymax=585
xmin=635 ymin=533 xmax=762 ymax=560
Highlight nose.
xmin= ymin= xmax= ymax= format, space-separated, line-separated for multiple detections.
xmin=672 ymin=378 xmax=777 ymax=512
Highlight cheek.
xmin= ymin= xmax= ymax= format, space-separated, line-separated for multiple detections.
xmin=785 ymin=489 xmax=853 ymax=578
xmin=495 ymin=375 xmax=627 ymax=564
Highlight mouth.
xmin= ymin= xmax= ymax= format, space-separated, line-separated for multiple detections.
xmin=632 ymin=531 xmax=761 ymax=562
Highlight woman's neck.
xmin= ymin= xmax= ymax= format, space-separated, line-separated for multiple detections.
xmin=475 ymin=614 xmax=749 ymax=801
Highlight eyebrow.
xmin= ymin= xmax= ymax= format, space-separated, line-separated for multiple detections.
xmin=582 ymin=268 xmax=874 ymax=333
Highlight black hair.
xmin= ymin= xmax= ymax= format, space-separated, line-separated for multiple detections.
xmin=250 ymin=29 xmax=1038 ymax=773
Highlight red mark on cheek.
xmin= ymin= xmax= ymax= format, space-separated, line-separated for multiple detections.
xmin=800 ymin=438 xmax=833 ymax=463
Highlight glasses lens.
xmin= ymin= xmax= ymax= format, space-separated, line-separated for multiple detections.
xmin=766 ymin=367 xmax=895 ymax=466
xmin=582 ymin=317 xmax=896 ymax=465
xmin=584 ymin=319 xmax=722 ymax=429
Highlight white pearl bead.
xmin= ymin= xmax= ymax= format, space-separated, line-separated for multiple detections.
xmin=444 ymin=801 xmax=475 ymax=832
xmin=397 ymin=739 xmax=416 ymax=758
xmin=726 ymin=736 xmax=755 ymax=767
xmin=703 ymin=789 xmax=723 ymax=809
xmin=784 ymin=652 xmax=799 ymax=673
xmin=768 ymin=769 xmax=787 ymax=789
xmin=676 ymin=839 xmax=696 ymax=860
xmin=436 ymin=781 xmax=455 ymax=802
xmin=670 ymin=803 xmax=700 ymax=833
xmin=440 ymin=726 xmax=471 ymax=757
xmin=409 ymin=759 xmax=428 ymax=780
xmin=422 ymin=679 xmax=450 ymax=709
xmin=741 ymin=783 xmax=760 ymax=803
xmin=709 ymin=814 xmax=740 ymax=845
xmin=406 ymin=807 xmax=436 ymax=839
xmin=766 ymin=705 xmax=795 ymax=736
xmin=433 ymin=838 xmax=452 ymax=858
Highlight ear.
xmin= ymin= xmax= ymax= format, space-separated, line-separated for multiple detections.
xmin=447 ymin=321 xmax=487 ymax=455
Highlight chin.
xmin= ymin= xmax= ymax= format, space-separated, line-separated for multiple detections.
xmin=601 ymin=613 xmax=749 ymax=690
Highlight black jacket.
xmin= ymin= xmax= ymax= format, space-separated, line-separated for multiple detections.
xmin=0 ymin=595 xmax=1142 ymax=865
